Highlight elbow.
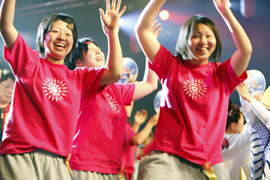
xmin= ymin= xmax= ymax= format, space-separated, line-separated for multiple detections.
xmin=132 ymin=138 xmax=141 ymax=146
xmin=243 ymin=44 xmax=253 ymax=58
xmin=134 ymin=23 xmax=140 ymax=36
xmin=111 ymin=73 xmax=122 ymax=84
xmin=245 ymin=47 xmax=253 ymax=57
xmin=134 ymin=24 xmax=144 ymax=40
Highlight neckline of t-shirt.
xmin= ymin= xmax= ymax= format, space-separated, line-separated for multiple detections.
xmin=42 ymin=58 xmax=66 ymax=67
xmin=184 ymin=59 xmax=211 ymax=68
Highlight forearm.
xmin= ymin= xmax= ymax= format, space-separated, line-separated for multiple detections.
xmin=240 ymin=96 xmax=256 ymax=124
xmin=0 ymin=0 xmax=18 ymax=49
xmin=136 ymin=0 xmax=166 ymax=31
xmin=132 ymin=122 xmax=155 ymax=145
xmin=249 ymin=99 xmax=270 ymax=128
xmin=221 ymin=8 xmax=252 ymax=75
xmin=134 ymin=0 xmax=164 ymax=61
xmin=104 ymin=31 xmax=123 ymax=84
xmin=132 ymin=59 xmax=158 ymax=101
xmin=142 ymin=58 xmax=158 ymax=89
xmin=132 ymin=123 xmax=140 ymax=133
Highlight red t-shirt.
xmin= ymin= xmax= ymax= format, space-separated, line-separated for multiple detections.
xmin=122 ymin=123 xmax=137 ymax=180
xmin=150 ymin=45 xmax=247 ymax=165
xmin=0 ymin=34 xmax=105 ymax=157
xmin=143 ymin=140 xmax=154 ymax=156
xmin=70 ymin=83 xmax=135 ymax=174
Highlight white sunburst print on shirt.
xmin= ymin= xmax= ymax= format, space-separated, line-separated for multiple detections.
xmin=183 ymin=78 xmax=207 ymax=99
xmin=42 ymin=78 xmax=68 ymax=101
xmin=106 ymin=93 xmax=121 ymax=114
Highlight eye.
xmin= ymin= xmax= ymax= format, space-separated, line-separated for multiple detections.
xmin=50 ymin=29 xmax=58 ymax=33
xmin=192 ymin=34 xmax=200 ymax=38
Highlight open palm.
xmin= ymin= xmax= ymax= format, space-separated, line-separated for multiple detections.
xmin=99 ymin=0 xmax=126 ymax=34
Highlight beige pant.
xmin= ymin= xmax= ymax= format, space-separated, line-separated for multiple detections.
xmin=71 ymin=170 xmax=122 ymax=180
xmin=0 ymin=149 xmax=70 ymax=180
xmin=138 ymin=150 xmax=231 ymax=180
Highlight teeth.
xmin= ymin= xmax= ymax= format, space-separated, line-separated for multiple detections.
xmin=198 ymin=48 xmax=207 ymax=51
xmin=55 ymin=43 xmax=65 ymax=47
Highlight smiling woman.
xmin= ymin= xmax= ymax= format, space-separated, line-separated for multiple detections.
xmin=36 ymin=13 xmax=78 ymax=65
xmin=0 ymin=0 xmax=122 ymax=179
xmin=0 ymin=69 xmax=15 ymax=146
xmin=134 ymin=0 xmax=251 ymax=179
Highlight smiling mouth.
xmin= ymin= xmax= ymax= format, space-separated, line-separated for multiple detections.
xmin=55 ymin=43 xmax=66 ymax=48
xmin=96 ymin=57 xmax=103 ymax=61
xmin=197 ymin=47 xmax=208 ymax=51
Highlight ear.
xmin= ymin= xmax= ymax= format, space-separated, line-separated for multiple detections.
xmin=230 ymin=123 xmax=236 ymax=132
xmin=75 ymin=59 xmax=83 ymax=67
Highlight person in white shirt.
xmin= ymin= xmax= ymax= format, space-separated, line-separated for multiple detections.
xmin=222 ymin=98 xmax=251 ymax=180
xmin=224 ymin=82 xmax=270 ymax=180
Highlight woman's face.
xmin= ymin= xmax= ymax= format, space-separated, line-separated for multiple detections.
xmin=81 ymin=42 xmax=105 ymax=68
xmin=234 ymin=114 xmax=245 ymax=134
xmin=188 ymin=23 xmax=216 ymax=65
xmin=0 ymin=78 xmax=14 ymax=105
xmin=43 ymin=20 xmax=74 ymax=64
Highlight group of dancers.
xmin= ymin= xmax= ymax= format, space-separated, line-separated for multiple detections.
xmin=0 ymin=0 xmax=253 ymax=179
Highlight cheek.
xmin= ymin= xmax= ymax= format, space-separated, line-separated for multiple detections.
xmin=43 ymin=35 xmax=52 ymax=48
xmin=68 ymin=37 xmax=74 ymax=46
xmin=210 ymin=39 xmax=217 ymax=48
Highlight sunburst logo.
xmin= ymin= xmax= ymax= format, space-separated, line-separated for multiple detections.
xmin=106 ymin=93 xmax=121 ymax=114
xmin=183 ymin=78 xmax=207 ymax=99
xmin=42 ymin=78 xmax=68 ymax=101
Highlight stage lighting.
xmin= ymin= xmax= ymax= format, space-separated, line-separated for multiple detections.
xmin=240 ymin=0 xmax=255 ymax=18
xmin=159 ymin=10 xmax=169 ymax=21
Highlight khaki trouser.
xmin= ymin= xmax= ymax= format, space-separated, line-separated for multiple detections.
xmin=138 ymin=150 xmax=231 ymax=180
xmin=0 ymin=149 xmax=70 ymax=180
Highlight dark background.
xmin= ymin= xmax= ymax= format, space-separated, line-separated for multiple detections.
xmin=0 ymin=0 xmax=269 ymax=130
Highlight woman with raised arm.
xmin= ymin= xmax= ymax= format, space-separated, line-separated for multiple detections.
xmin=68 ymin=6 xmax=160 ymax=180
xmin=134 ymin=0 xmax=252 ymax=179
xmin=0 ymin=0 xmax=123 ymax=179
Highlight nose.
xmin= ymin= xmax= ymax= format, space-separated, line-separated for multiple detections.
xmin=57 ymin=32 xmax=65 ymax=40
xmin=96 ymin=49 xmax=101 ymax=54
xmin=199 ymin=36 xmax=207 ymax=44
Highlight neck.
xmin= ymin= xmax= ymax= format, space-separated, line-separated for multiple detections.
xmin=226 ymin=129 xmax=235 ymax=134
xmin=0 ymin=102 xmax=9 ymax=109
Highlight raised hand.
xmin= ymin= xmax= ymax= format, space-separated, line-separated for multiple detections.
xmin=134 ymin=109 xmax=148 ymax=125
xmin=151 ymin=20 xmax=162 ymax=38
xmin=236 ymin=82 xmax=253 ymax=103
xmin=213 ymin=0 xmax=230 ymax=15
xmin=128 ymin=72 xmax=138 ymax=83
xmin=99 ymin=0 xmax=126 ymax=34
xmin=148 ymin=113 xmax=159 ymax=126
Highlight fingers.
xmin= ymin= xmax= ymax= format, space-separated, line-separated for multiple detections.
xmin=118 ymin=5 xmax=126 ymax=17
xmin=106 ymin=0 xmax=111 ymax=12
xmin=155 ymin=27 xmax=162 ymax=37
xmin=151 ymin=20 xmax=162 ymax=37
xmin=99 ymin=8 xmax=105 ymax=19
xmin=105 ymin=0 xmax=126 ymax=17
xmin=141 ymin=109 xmax=148 ymax=116
xmin=111 ymin=0 xmax=116 ymax=10
xmin=115 ymin=0 xmax=120 ymax=12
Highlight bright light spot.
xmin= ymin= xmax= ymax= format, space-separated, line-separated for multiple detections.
xmin=229 ymin=2 xmax=232 ymax=8
xmin=159 ymin=10 xmax=169 ymax=21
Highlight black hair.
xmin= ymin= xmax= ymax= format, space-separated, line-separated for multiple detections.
xmin=175 ymin=15 xmax=222 ymax=64
xmin=67 ymin=37 xmax=99 ymax=70
xmin=225 ymin=100 xmax=243 ymax=131
xmin=36 ymin=13 xmax=78 ymax=65
xmin=0 ymin=69 xmax=15 ymax=83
